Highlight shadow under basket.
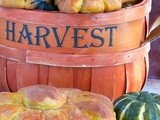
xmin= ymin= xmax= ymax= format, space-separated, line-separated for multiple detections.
xmin=0 ymin=0 xmax=152 ymax=101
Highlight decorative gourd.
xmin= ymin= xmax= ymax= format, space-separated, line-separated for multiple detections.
xmin=114 ymin=91 xmax=160 ymax=120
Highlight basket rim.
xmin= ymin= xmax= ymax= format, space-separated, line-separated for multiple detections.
xmin=0 ymin=0 xmax=151 ymax=26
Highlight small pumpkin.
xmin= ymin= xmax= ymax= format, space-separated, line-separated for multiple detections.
xmin=114 ymin=91 xmax=160 ymax=120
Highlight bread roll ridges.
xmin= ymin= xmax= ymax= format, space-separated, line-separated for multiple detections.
xmin=18 ymin=85 xmax=67 ymax=110
xmin=0 ymin=92 xmax=24 ymax=106
xmin=81 ymin=0 xmax=105 ymax=13
xmin=103 ymin=0 xmax=122 ymax=12
xmin=58 ymin=0 xmax=83 ymax=13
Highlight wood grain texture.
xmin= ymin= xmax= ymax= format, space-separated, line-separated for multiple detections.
xmin=91 ymin=65 xmax=126 ymax=100
xmin=0 ymin=0 xmax=152 ymax=101
xmin=48 ymin=67 xmax=73 ymax=88
xmin=0 ymin=57 xmax=10 ymax=91
xmin=6 ymin=60 xmax=18 ymax=91
xmin=73 ymin=68 xmax=91 ymax=91
xmin=125 ymin=58 xmax=145 ymax=92
xmin=38 ymin=65 xmax=49 ymax=85
xmin=16 ymin=62 xmax=39 ymax=89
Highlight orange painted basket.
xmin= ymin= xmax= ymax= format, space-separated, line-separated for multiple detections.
xmin=0 ymin=0 xmax=153 ymax=100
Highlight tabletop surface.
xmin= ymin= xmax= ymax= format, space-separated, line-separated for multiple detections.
xmin=142 ymin=79 xmax=160 ymax=94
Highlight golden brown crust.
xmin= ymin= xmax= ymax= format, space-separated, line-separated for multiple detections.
xmin=61 ymin=89 xmax=116 ymax=120
xmin=44 ymin=104 xmax=90 ymax=120
xmin=0 ymin=85 xmax=116 ymax=120
xmin=81 ymin=0 xmax=105 ymax=13
xmin=58 ymin=0 xmax=83 ymax=13
xmin=55 ymin=0 xmax=61 ymax=6
xmin=0 ymin=105 xmax=26 ymax=120
xmin=103 ymin=0 xmax=122 ymax=12
xmin=57 ymin=0 xmax=122 ymax=13
xmin=17 ymin=109 xmax=45 ymax=120
xmin=0 ymin=0 xmax=51 ymax=9
xmin=0 ymin=92 xmax=24 ymax=106
xmin=2 ymin=0 xmax=25 ymax=9
xmin=18 ymin=85 xmax=67 ymax=110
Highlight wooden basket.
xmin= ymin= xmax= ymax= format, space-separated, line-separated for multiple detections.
xmin=0 ymin=0 xmax=152 ymax=100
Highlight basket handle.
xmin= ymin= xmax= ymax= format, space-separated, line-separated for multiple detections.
xmin=141 ymin=16 xmax=160 ymax=46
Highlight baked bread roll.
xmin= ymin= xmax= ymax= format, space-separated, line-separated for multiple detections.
xmin=57 ymin=0 xmax=83 ymax=13
xmin=0 ymin=105 xmax=26 ymax=120
xmin=103 ymin=0 xmax=122 ymax=12
xmin=18 ymin=85 xmax=67 ymax=110
xmin=17 ymin=109 xmax=45 ymax=120
xmin=80 ymin=0 xmax=106 ymax=13
xmin=0 ymin=92 xmax=24 ymax=106
xmin=57 ymin=0 xmax=122 ymax=13
xmin=0 ymin=0 xmax=51 ymax=9
xmin=60 ymin=88 xmax=116 ymax=119
xmin=44 ymin=104 xmax=90 ymax=119
xmin=56 ymin=0 xmax=140 ymax=13
xmin=0 ymin=85 xmax=116 ymax=120
xmin=55 ymin=0 xmax=61 ymax=5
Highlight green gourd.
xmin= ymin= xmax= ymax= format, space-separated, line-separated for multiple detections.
xmin=114 ymin=91 xmax=160 ymax=120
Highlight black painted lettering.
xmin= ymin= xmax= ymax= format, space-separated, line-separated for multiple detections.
xmin=90 ymin=28 xmax=104 ymax=47
xmin=105 ymin=26 xmax=118 ymax=46
xmin=18 ymin=24 xmax=33 ymax=45
xmin=35 ymin=26 xmax=50 ymax=48
xmin=72 ymin=28 xmax=88 ymax=48
xmin=51 ymin=26 xmax=70 ymax=47
xmin=6 ymin=20 xmax=15 ymax=41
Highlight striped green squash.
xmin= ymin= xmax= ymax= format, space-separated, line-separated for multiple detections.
xmin=113 ymin=91 xmax=160 ymax=120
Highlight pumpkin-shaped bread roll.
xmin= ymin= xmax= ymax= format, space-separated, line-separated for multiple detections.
xmin=44 ymin=104 xmax=90 ymax=119
xmin=0 ymin=85 xmax=116 ymax=120
xmin=54 ymin=0 xmax=61 ymax=5
xmin=80 ymin=0 xmax=105 ymax=13
xmin=57 ymin=0 xmax=122 ymax=13
xmin=0 ymin=0 xmax=51 ymax=9
xmin=103 ymin=0 xmax=122 ymax=12
xmin=60 ymin=88 xmax=116 ymax=120
xmin=18 ymin=85 xmax=67 ymax=110
xmin=57 ymin=0 xmax=83 ymax=13
xmin=17 ymin=109 xmax=45 ymax=120
xmin=0 ymin=92 xmax=24 ymax=106
xmin=0 ymin=105 xmax=26 ymax=120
